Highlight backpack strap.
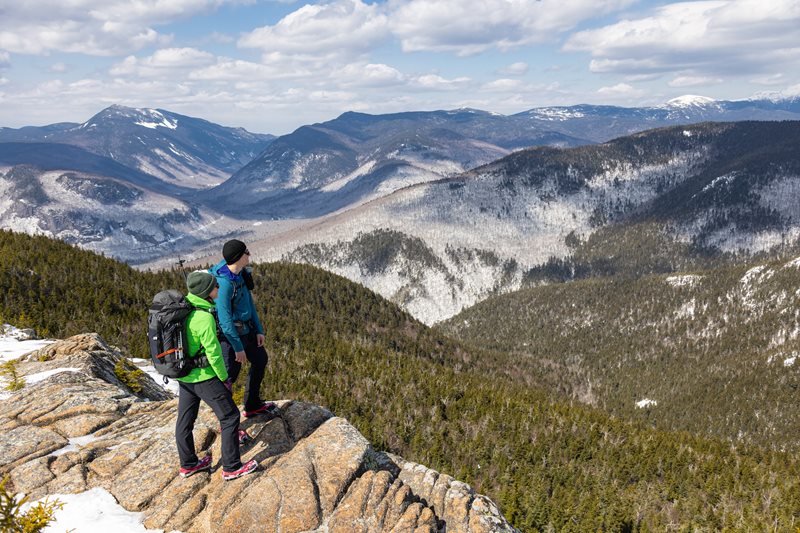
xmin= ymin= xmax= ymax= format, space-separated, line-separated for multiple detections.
xmin=187 ymin=306 xmax=214 ymax=368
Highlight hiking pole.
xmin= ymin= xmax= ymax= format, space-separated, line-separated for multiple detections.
xmin=176 ymin=257 xmax=188 ymax=281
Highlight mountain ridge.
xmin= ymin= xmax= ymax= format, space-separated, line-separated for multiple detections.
xmin=0 ymin=104 xmax=274 ymax=190
xmin=268 ymin=120 xmax=800 ymax=324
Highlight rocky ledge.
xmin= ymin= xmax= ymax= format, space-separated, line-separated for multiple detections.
xmin=0 ymin=333 xmax=516 ymax=532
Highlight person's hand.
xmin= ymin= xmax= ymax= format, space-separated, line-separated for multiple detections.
xmin=235 ymin=350 xmax=246 ymax=363
xmin=223 ymin=379 xmax=233 ymax=393
xmin=256 ymin=334 xmax=265 ymax=347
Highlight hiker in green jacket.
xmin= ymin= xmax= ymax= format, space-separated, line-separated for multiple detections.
xmin=176 ymin=271 xmax=257 ymax=481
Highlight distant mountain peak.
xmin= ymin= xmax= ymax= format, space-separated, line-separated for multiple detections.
xmin=82 ymin=105 xmax=178 ymax=130
xmin=745 ymin=90 xmax=800 ymax=104
xmin=447 ymin=107 xmax=491 ymax=115
xmin=133 ymin=109 xmax=178 ymax=130
xmin=664 ymin=95 xmax=717 ymax=108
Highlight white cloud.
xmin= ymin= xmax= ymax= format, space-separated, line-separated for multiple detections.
xmin=669 ymin=75 xmax=723 ymax=87
xmin=784 ymin=83 xmax=800 ymax=97
xmin=110 ymin=48 xmax=215 ymax=77
xmin=412 ymin=74 xmax=472 ymax=90
xmin=624 ymin=73 xmax=662 ymax=82
xmin=388 ymin=0 xmax=635 ymax=55
xmin=597 ymin=82 xmax=645 ymax=98
xmin=481 ymin=78 xmax=523 ymax=92
xmin=307 ymin=89 xmax=357 ymax=102
xmin=565 ymin=0 xmax=800 ymax=78
xmin=0 ymin=77 xmax=8 ymax=86
xmin=0 ymin=52 xmax=9 ymax=68
xmin=50 ymin=63 xmax=68 ymax=73
xmin=497 ymin=62 xmax=529 ymax=76
xmin=332 ymin=63 xmax=406 ymax=87
xmin=0 ymin=1 xmax=240 ymax=56
xmin=750 ymin=73 xmax=785 ymax=86
xmin=239 ymin=0 xmax=389 ymax=60
xmin=88 ymin=0 xmax=231 ymax=24
xmin=188 ymin=56 xmax=313 ymax=81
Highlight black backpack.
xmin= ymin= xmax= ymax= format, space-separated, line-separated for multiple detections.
xmin=147 ymin=290 xmax=210 ymax=381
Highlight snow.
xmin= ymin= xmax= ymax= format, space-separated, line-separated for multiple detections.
xmin=702 ymin=173 xmax=736 ymax=192
xmin=134 ymin=110 xmax=178 ymax=130
xmin=262 ymin=146 xmax=714 ymax=324
xmin=675 ymin=299 xmax=696 ymax=319
xmin=25 ymin=488 xmax=166 ymax=533
xmin=24 ymin=367 xmax=81 ymax=384
xmin=0 ymin=333 xmax=53 ymax=363
xmin=0 ymin=328 xmax=56 ymax=400
xmin=757 ymin=175 xmax=800 ymax=218
xmin=1 ymin=332 xmax=174 ymax=533
xmin=129 ymin=358 xmax=178 ymax=396
xmin=665 ymin=95 xmax=716 ymax=108
xmin=741 ymin=265 xmax=772 ymax=286
xmin=665 ymin=275 xmax=702 ymax=287
xmin=529 ymin=108 xmax=586 ymax=121
xmin=321 ymin=160 xmax=376 ymax=192
xmin=635 ymin=398 xmax=658 ymax=408
xmin=50 ymin=435 xmax=100 ymax=457
xmin=0 ymin=169 xmax=237 ymax=265
xmin=785 ymin=356 xmax=797 ymax=367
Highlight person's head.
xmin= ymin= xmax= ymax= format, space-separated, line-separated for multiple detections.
xmin=223 ymin=239 xmax=250 ymax=268
xmin=186 ymin=271 xmax=218 ymax=301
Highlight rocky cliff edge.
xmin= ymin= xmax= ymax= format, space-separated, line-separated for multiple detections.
xmin=0 ymin=333 xmax=517 ymax=533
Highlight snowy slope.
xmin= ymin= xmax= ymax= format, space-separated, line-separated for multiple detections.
xmin=258 ymin=121 xmax=800 ymax=324
xmin=0 ymin=105 xmax=274 ymax=190
xmin=0 ymin=165 xmax=238 ymax=265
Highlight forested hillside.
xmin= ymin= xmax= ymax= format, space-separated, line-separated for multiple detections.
xmin=441 ymin=253 xmax=800 ymax=454
xmin=2 ymin=230 xmax=799 ymax=531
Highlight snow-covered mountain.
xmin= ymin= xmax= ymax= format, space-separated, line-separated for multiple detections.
xmin=0 ymin=105 xmax=274 ymax=190
xmin=517 ymin=94 xmax=800 ymax=142
xmin=0 ymin=163 xmax=243 ymax=264
xmin=5 ymin=96 xmax=800 ymax=293
xmin=204 ymin=109 xmax=587 ymax=217
xmin=258 ymin=121 xmax=800 ymax=324
xmin=205 ymin=95 xmax=800 ymax=219
xmin=0 ymin=106 xmax=276 ymax=263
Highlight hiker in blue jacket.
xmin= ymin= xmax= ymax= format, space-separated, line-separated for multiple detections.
xmin=177 ymin=271 xmax=258 ymax=481
xmin=210 ymin=239 xmax=276 ymax=418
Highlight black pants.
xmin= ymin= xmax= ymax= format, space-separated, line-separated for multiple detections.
xmin=220 ymin=329 xmax=268 ymax=412
xmin=176 ymin=378 xmax=241 ymax=472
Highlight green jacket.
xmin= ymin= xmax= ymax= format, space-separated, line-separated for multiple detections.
xmin=176 ymin=292 xmax=228 ymax=384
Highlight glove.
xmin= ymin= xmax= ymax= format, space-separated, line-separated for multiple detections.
xmin=223 ymin=379 xmax=233 ymax=393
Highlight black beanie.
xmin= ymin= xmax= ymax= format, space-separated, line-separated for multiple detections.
xmin=223 ymin=239 xmax=247 ymax=264
xmin=187 ymin=271 xmax=216 ymax=299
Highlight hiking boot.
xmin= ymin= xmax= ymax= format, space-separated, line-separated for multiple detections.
xmin=179 ymin=453 xmax=212 ymax=478
xmin=238 ymin=429 xmax=252 ymax=446
xmin=222 ymin=459 xmax=258 ymax=481
xmin=243 ymin=402 xmax=277 ymax=418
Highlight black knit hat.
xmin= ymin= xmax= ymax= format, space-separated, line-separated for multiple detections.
xmin=223 ymin=239 xmax=247 ymax=264
xmin=187 ymin=271 xmax=216 ymax=299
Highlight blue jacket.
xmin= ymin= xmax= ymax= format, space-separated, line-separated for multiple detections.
xmin=209 ymin=259 xmax=264 ymax=352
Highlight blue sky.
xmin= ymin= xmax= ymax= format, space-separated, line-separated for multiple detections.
xmin=0 ymin=0 xmax=798 ymax=134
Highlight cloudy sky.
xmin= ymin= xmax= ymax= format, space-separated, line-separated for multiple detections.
xmin=1 ymin=0 xmax=799 ymax=134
